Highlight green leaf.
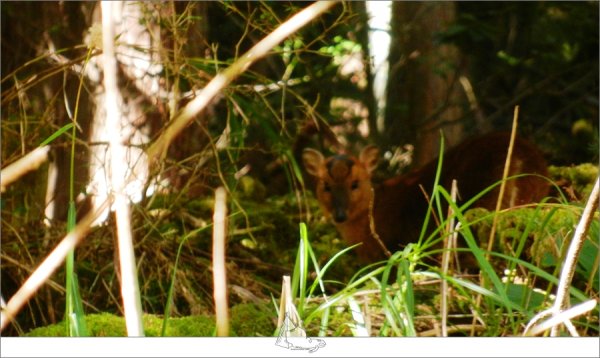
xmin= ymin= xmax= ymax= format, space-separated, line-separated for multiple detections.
xmin=39 ymin=123 xmax=74 ymax=146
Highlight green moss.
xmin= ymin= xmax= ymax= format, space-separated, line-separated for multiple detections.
xmin=90 ymin=312 xmax=129 ymax=336
xmin=161 ymin=315 xmax=216 ymax=337
xmin=237 ymin=176 xmax=267 ymax=200
xmin=25 ymin=319 xmax=68 ymax=337
xmin=26 ymin=313 xmax=127 ymax=337
xmin=140 ymin=314 xmax=163 ymax=336
xmin=304 ymin=303 xmax=354 ymax=337
xmin=25 ymin=303 xmax=275 ymax=337
xmin=230 ymin=303 xmax=276 ymax=337
xmin=548 ymin=163 xmax=598 ymax=200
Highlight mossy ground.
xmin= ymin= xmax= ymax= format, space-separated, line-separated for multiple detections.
xmin=26 ymin=303 xmax=275 ymax=337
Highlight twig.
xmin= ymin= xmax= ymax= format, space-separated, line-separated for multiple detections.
xmin=212 ymin=187 xmax=229 ymax=337
xmin=526 ymin=299 xmax=598 ymax=337
xmin=0 ymin=146 xmax=50 ymax=192
xmin=471 ymin=105 xmax=519 ymax=335
xmin=147 ymin=1 xmax=339 ymax=165
xmin=440 ymin=179 xmax=458 ymax=337
xmin=368 ymin=187 xmax=392 ymax=258
xmin=487 ymin=105 xmax=520 ymax=256
xmin=0 ymin=200 xmax=109 ymax=331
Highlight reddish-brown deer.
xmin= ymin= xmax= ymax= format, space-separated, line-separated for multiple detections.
xmin=302 ymin=132 xmax=549 ymax=263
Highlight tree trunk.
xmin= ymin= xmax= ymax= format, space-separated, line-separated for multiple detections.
xmin=385 ymin=1 xmax=466 ymax=167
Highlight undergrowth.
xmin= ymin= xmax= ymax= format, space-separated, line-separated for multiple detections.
xmin=3 ymin=164 xmax=598 ymax=337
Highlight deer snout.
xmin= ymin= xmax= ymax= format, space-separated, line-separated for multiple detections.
xmin=333 ymin=208 xmax=347 ymax=223
xmin=329 ymin=187 xmax=350 ymax=223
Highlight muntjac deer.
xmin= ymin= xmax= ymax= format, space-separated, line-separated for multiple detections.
xmin=302 ymin=132 xmax=549 ymax=263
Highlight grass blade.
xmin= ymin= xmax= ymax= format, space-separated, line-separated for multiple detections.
xmin=65 ymin=201 xmax=88 ymax=336
xmin=39 ymin=123 xmax=74 ymax=147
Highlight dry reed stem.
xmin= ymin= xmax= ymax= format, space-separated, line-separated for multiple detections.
xmin=470 ymin=105 xmax=519 ymax=336
xmin=440 ymin=179 xmax=458 ymax=337
xmin=212 ymin=187 xmax=229 ymax=336
xmin=487 ymin=105 xmax=520 ymax=255
xmin=101 ymin=1 xmax=144 ymax=336
xmin=0 ymin=145 xmax=50 ymax=192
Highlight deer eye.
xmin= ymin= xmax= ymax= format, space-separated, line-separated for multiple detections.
xmin=324 ymin=183 xmax=332 ymax=192
xmin=351 ymin=180 xmax=359 ymax=190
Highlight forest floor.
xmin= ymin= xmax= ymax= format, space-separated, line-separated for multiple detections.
xmin=2 ymin=163 xmax=598 ymax=337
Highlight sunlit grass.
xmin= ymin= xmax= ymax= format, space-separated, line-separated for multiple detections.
xmin=287 ymin=149 xmax=598 ymax=337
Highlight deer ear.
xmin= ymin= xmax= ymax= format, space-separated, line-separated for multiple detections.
xmin=302 ymin=148 xmax=325 ymax=177
xmin=359 ymin=145 xmax=379 ymax=174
